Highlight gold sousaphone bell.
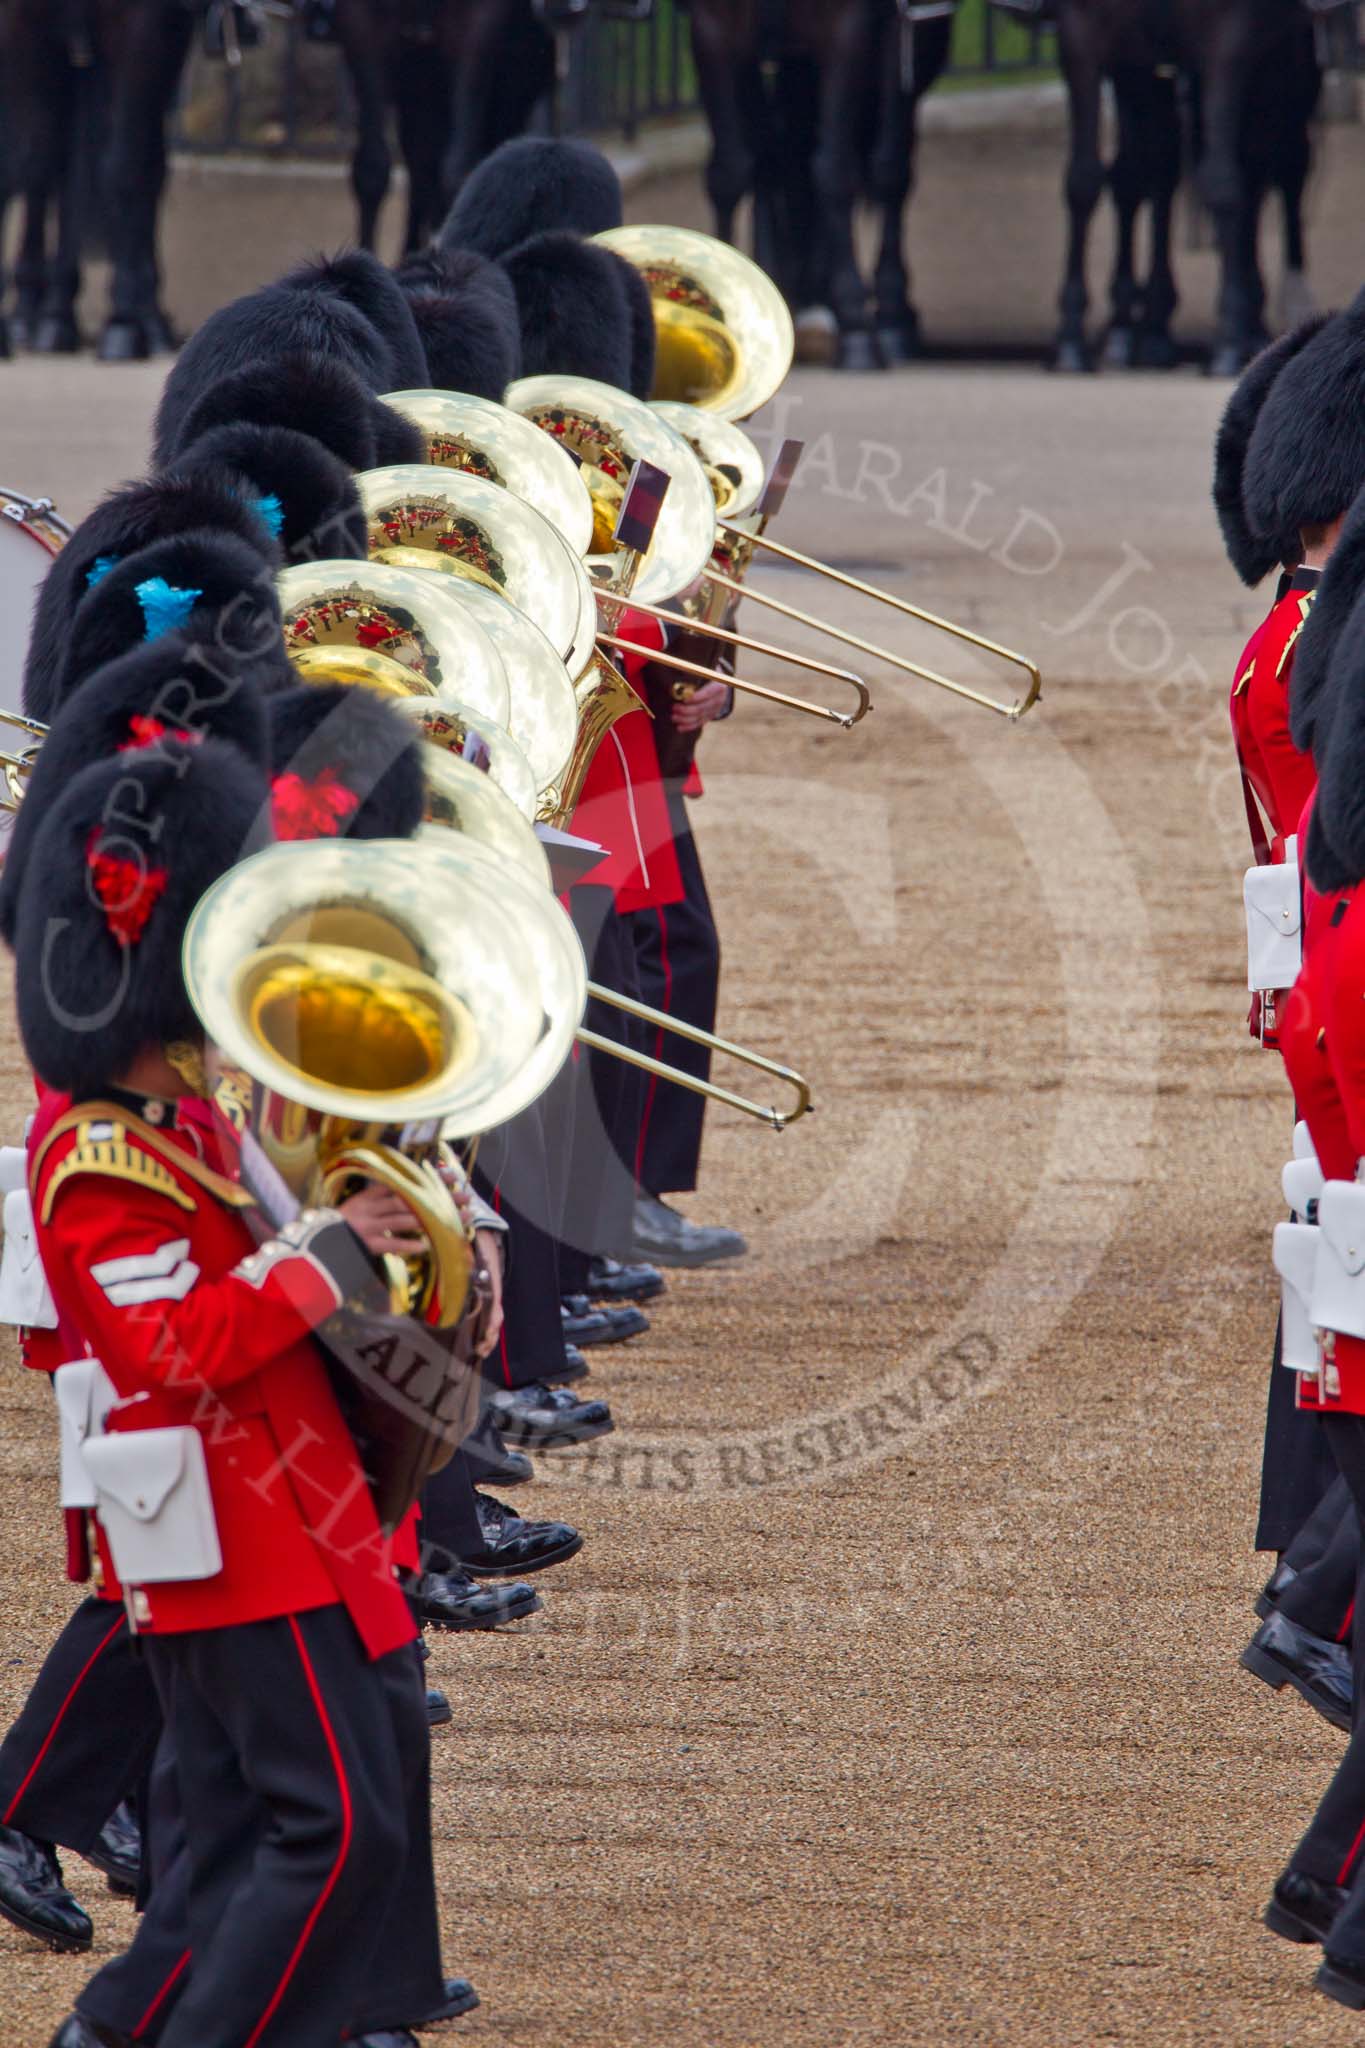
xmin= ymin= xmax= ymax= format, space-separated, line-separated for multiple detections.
xmin=275 ymin=559 xmax=541 ymax=819
xmin=594 ymin=223 xmax=795 ymax=421
xmin=381 ymin=389 xmax=597 ymax=560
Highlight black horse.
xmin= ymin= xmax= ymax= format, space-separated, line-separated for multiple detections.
xmin=335 ymin=0 xmax=649 ymax=257
xmin=1054 ymin=0 xmax=1316 ymax=375
xmin=0 ymin=0 xmax=198 ymax=358
xmin=684 ymin=0 xmax=952 ymax=369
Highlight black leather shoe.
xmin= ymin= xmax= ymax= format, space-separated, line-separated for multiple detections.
xmin=463 ymin=1407 xmax=533 ymax=1488
xmin=0 ymin=1825 xmax=93 ymax=1953
xmin=561 ymin=1296 xmax=614 ymax=1346
xmin=416 ymin=1977 xmax=480 ymax=2023
xmin=487 ymin=1380 xmax=614 ymax=1450
xmin=1242 ymin=1610 xmax=1352 ymax=1732
xmin=630 ymin=1192 xmax=747 ymax=1268
xmin=1256 ymin=1558 xmax=1299 ymax=1620
xmin=48 ymin=2021 xmax=129 ymax=2048
xmin=1266 ymin=1868 xmax=1348 ymax=1945
xmin=84 ymin=1799 xmax=140 ymax=1898
xmin=346 ymin=2032 xmax=418 ymax=2046
xmin=416 ymin=1569 xmax=542 ymax=1630
xmin=543 ymin=1342 xmax=589 ymax=1387
xmin=563 ymin=1295 xmax=649 ymax=1347
xmin=1318 ymin=1948 xmax=1365 ymax=2008
xmin=461 ymin=1493 xmax=584 ymax=1577
xmin=589 ymin=1254 xmax=665 ymax=1304
xmin=427 ymin=1686 xmax=452 ymax=1728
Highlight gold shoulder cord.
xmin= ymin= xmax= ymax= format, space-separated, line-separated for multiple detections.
xmin=32 ymin=1102 xmax=256 ymax=1225
xmin=41 ymin=1123 xmax=197 ymax=1222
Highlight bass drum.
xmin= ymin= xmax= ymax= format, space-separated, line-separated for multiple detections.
xmin=0 ymin=489 xmax=68 ymax=840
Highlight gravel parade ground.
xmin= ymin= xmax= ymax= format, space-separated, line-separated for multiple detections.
xmin=1 ymin=130 xmax=1361 ymax=2046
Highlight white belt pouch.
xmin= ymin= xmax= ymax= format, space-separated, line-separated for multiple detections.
xmin=1274 ymin=1221 xmax=1321 ymax=1371
xmin=1245 ymin=836 xmax=1302 ymax=993
xmin=53 ymin=1360 xmax=118 ymax=1510
xmin=1311 ymin=1181 xmax=1365 ymax=1341
xmin=81 ymin=1428 xmax=222 ymax=1585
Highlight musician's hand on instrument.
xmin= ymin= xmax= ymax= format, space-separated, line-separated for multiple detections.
xmin=473 ymin=1227 xmax=504 ymax=1359
xmin=339 ymin=1184 xmax=430 ymax=1258
xmin=672 ymin=678 xmax=731 ymax=731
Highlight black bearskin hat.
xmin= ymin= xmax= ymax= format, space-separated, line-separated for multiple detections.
xmin=1289 ymin=484 xmax=1365 ymax=758
xmin=392 ymin=247 xmax=522 ymax=400
xmin=437 ymin=137 xmax=624 ymax=262
xmin=267 ymin=683 xmax=426 ymax=843
xmin=14 ymin=741 xmax=270 ymax=1098
xmin=1214 ymin=317 xmax=1333 ymax=586
xmin=24 ymin=475 xmax=280 ymax=723
xmin=154 ymin=282 xmax=418 ymax=467
xmin=278 ymin=250 xmax=430 ymax=393
xmin=1244 ymin=288 xmax=1365 ymax=549
xmin=0 ymin=628 xmax=273 ymax=947
xmin=160 ymin=352 xmax=424 ymax=473
xmin=175 ymin=421 xmax=368 ymax=564
xmin=40 ymin=529 xmax=284 ymax=722
xmin=501 ymin=232 xmax=635 ymax=388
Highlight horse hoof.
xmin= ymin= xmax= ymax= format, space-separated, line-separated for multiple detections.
xmin=1051 ymin=338 xmax=1093 ymax=375
xmin=96 ymin=319 xmax=150 ymax=364
xmin=142 ymin=310 xmax=180 ymax=356
xmin=837 ymin=331 xmax=884 ymax=374
xmin=33 ymin=315 xmax=81 ymax=356
xmin=876 ymin=322 xmax=922 ymax=367
xmin=0 ymin=320 xmax=10 ymax=362
xmin=793 ymin=305 xmax=839 ymax=367
xmin=1101 ymin=326 xmax=1138 ymax=370
xmin=1206 ymin=341 xmax=1251 ymax=379
xmin=1135 ymin=331 xmax=1179 ymax=372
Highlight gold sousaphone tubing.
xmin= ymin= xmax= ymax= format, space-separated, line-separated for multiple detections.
xmin=420 ymin=756 xmax=812 ymax=1131
xmin=0 ymin=708 xmax=50 ymax=811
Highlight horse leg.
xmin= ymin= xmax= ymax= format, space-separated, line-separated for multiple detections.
xmin=684 ymin=1 xmax=757 ymax=246
xmin=394 ymin=36 xmax=453 ymax=252
xmin=1195 ymin=12 xmax=1260 ymax=376
xmin=1136 ymin=69 xmax=1181 ymax=368
xmin=1275 ymin=22 xmax=1320 ymax=328
xmin=95 ymin=0 xmax=193 ymax=361
xmin=1053 ymin=2 xmax=1106 ymax=373
xmin=334 ymin=0 xmax=392 ymax=252
xmin=1102 ymin=65 xmax=1147 ymax=368
xmin=872 ymin=15 xmax=951 ymax=363
xmin=812 ymin=1 xmax=882 ymax=371
xmin=442 ymin=1 xmax=554 ymax=206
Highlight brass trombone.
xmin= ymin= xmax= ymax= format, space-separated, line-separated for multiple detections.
xmin=417 ymin=756 xmax=814 ymax=1131
xmin=594 ymin=589 xmax=871 ymax=728
xmin=709 ymin=527 xmax=1043 ymax=722
xmin=0 ymin=709 xmax=47 ymax=812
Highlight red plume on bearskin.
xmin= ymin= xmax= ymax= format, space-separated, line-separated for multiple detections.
xmin=271 ymin=768 xmax=362 ymax=841
xmin=85 ymin=834 xmax=169 ymax=947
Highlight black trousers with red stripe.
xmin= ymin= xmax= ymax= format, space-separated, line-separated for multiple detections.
xmin=629 ymin=783 xmax=720 ymax=1199
xmin=0 ymin=1593 xmax=159 ymax=1853
xmin=91 ymin=1605 xmax=443 ymax=2048
xmin=1289 ymin=1415 xmax=1365 ymax=1944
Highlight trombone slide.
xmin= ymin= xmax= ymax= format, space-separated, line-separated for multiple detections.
xmin=582 ymin=980 xmax=813 ymax=1132
xmin=595 ymin=631 xmax=866 ymax=729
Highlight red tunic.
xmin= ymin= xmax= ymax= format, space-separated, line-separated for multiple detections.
xmin=1229 ymin=572 xmax=1319 ymax=862
xmin=32 ymin=1105 xmax=415 ymax=1659
xmin=1295 ymin=890 xmax=1365 ymax=1413
xmin=570 ymin=611 xmax=684 ymax=913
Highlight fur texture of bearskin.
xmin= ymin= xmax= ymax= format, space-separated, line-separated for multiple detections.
xmin=437 ymin=137 xmax=624 ymax=262
xmin=14 ymin=742 xmax=271 ymax=1098
xmin=393 ymin=247 xmax=522 ymax=399
xmin=160 ymin=352 xmax=423 ymax=473
xmin=175 ymin=421 xmax=368 ymax=563
xmin=39 ymin=529 xmax=283 ymax=722
xmin=501 ymin=231 xmax=634 ymax=388
xmin=279 ymin=249 xmax=430 ymax=393
xmin=1214 ymin=314 xmax=1332 ymax=586
xmin=1245 ymin=290 xmax=1365 ymax=544
xmin=267 ymin=683 xmax=426 ymax=842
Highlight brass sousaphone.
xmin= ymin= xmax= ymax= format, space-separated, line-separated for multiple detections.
xmin=594 ymin=224 xmax=795 ymax=421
